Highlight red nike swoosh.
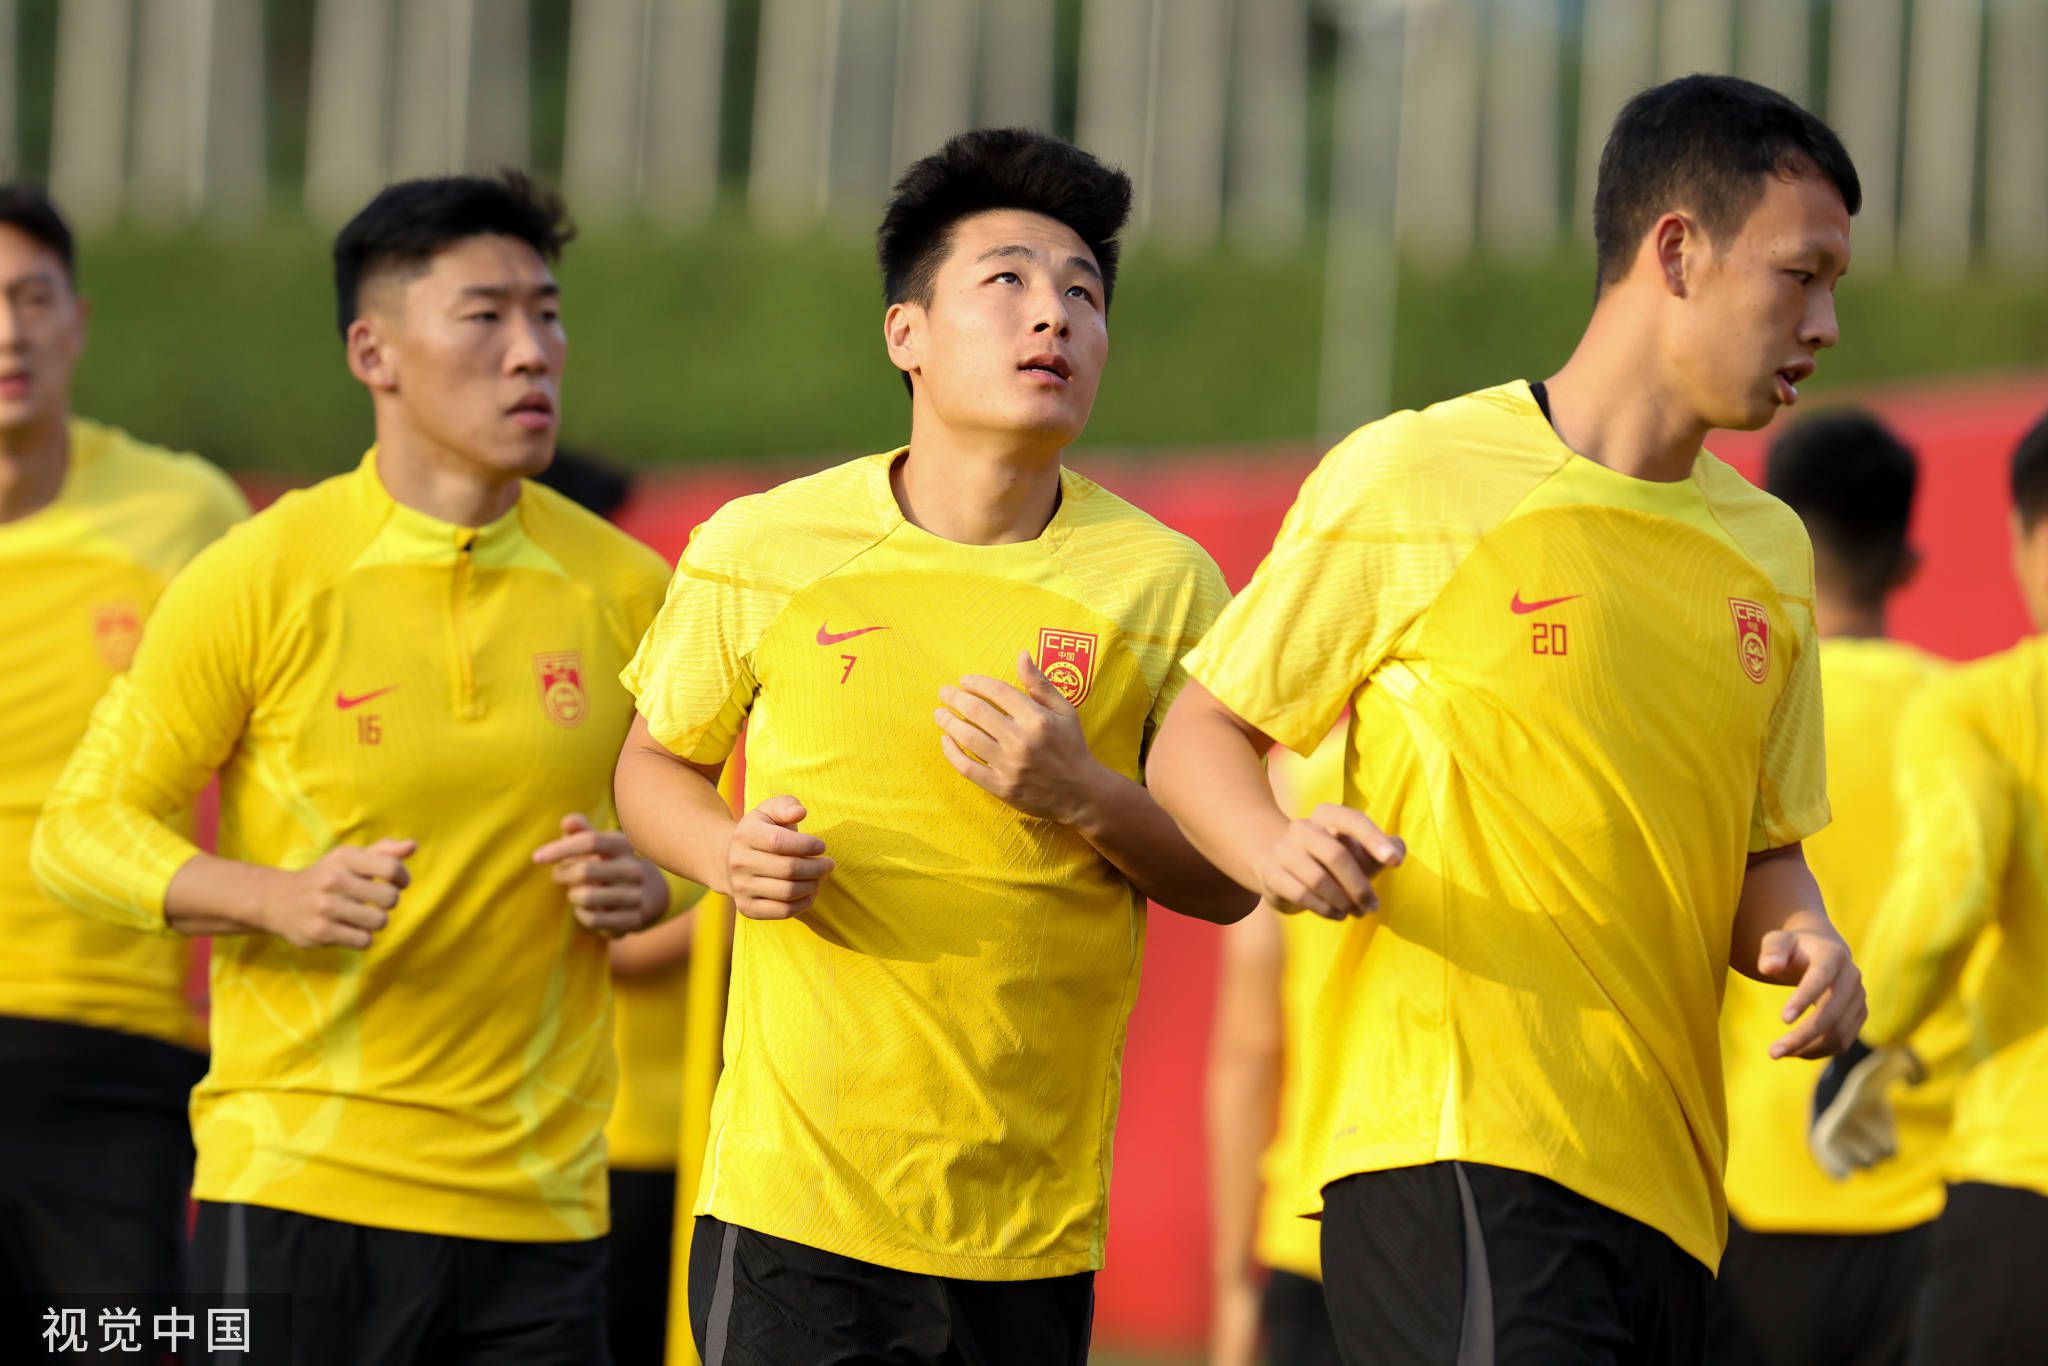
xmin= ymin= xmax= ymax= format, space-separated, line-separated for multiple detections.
xmin=817 ymin=623 xmax=888 ymax=646
xmin=1509 ymin=592 xmax=1583 ymax=615
xmin=335 ymin=686 xmax=400 ymax=710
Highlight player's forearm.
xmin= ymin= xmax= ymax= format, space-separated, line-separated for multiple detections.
xmin=614 ymin=742 xmax=736 ymax=894
xmin=1206 ymin=974 xmax=1283 ymax=1285
xmin=609 ymin=905 xmax=695 ymax=979
xmin=1729 ymin=846 xmax=1834 ymax=982
xmin=163 ymin=853 xmax=298 ymax=936
xmin=1068 ymin=769 xmax=1256 ymax=923
xmin=1146 ymin=684 xmax=1290 ymax=893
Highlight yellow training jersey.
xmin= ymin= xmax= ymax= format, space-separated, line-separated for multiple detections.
xmin=623 ymin=450 xmax=1230 ymax=1279
xmin=1186 ymin=381 xmax=1829 ymax=1273
xmin=1253 ymin=728 xmax=1347 ymax=1282
xmin=1 ymin=419 xmax=245 ymax=1050
xmin=1861 ymin=633 xmax=2048 ymax=1201
xmin=34 ymin=448 xmax=669 ymax=1242
xmin=1723 ymin=638 xmax=1968 ymax=1233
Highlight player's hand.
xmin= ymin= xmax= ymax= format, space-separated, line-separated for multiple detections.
xmin=534 ymin=813 xmax=667 ymax=938
xmin=934 ymin=652 xmax=1105 ymax=823
xmin=1256 ymin=804 xmax=1403 ymax=920
xmin=268 ymin=838 xmax=415 ymax=949
xmin=1756 ymin=923 xmax=1866 ymax=1059
xmin=1208 ymin=1274 xmax=1261 ymax=1366
xmin=726 ymin=795 xmax=834 ymax=920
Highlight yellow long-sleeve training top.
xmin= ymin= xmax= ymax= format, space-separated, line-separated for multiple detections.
xmin=34 ymin=448 xmax=670 ymax=1241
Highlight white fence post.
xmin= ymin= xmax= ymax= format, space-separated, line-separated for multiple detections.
xmin=203 ymin=0 xmax=268 ymax=222
xmin=1320 ymin=0 xmax=1404 ymax=441
xmin=644 ymin=0 xmax=726 ymax=223
xmin=392 ymin=0 xmax=467 ymax=179
xmin=465 ymin=0 xmax=531 ymax=174
xmin=892 ymin=0 xmax=974 ymax=178
xmin=129 ymin=0 xmax=200 ymax=221
xmin=1659 ymin=0 xmax=1733 ymax=78
xmin=1396 ymin=0 xmax=1480 ymax=267
xmin=306 ymin=0 xmax=393 ymax=223
xmin=1077 ymin=0 xmax=1158 ymax=226
xmin=1227 ymin=0 xmax=1308 ymax=253
xmin=50 ymin=0 xmax=133 ymax=230
xmin=1827 ymin=0 xmax=1904 ymax=266
xmin=1737 ymin=0 xmax=1808 ymax=103
xmin=1986 ymin=0 xmax=2048 ymax=267
xmin=1900 ymin=0 xmax=1984 ymax=276
xmin=750 ymin=0 xmax=836 ymax=231
xmin=826 ymin=0 xmax=898 ymax=215
xmin=977 ymin=0 xmax=1054 ymax=130
xmin=565 ymin=0 xmax=648 ymax=218
xmin=1150 ymin=0 xmax=1230 ymax=251
xmin=1482 ymin=0 xmax=1562 ymax=258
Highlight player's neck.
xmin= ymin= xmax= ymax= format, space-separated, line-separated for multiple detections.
xmin=1541 ymin=316 xmax=1709 ymax=485
xmin=0 ymin=409 xmax=71 ymax=523
xmin=1815 ymin=595 xmax=1888 ymax=640
xmin=892 ymin=425 xmax=1063 ymax=546
xmin=371 ymin=424 xmax=523 ymax=529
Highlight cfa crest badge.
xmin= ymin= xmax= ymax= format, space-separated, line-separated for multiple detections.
xmin=533 ymin=651 xmax=588 ymax=727
xmin=93 ymin=602 xmax=142 ymax=671
xmin=1728 ymin=599 xmax=1770 ymax=684
xmin=1036 ymin=628 xmax=1098 ymax=707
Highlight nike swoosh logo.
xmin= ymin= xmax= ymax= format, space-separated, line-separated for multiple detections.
xmin=335 ymin=685 xmax=400 ymax=710
xmin=1510 ymin=592 xmax=1583 ymax=615
xmin=817 ymin=623 xmax=888 ymax=646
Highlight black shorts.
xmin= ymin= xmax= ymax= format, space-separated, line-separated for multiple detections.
xmin=1263 ymin=1267 xmax=1341 ymax=1366
xmin=1321 ymin=1161 xmax=1710 ymax=1365
xmin=607 ymin=1168 xmax=676 ymax=1366
xmin=1906 ymin=1181 xmax=2048 ymax=1366
xmin=189 ymin=1201 xmax=610 ymax=1366
xmin=687 ymin=1214 xmax=1094 ymax=1366
xmin=1707 ymin=1217 xmax=1929 ymax=1366
xmin=0 ymin=1013 xmax=205 ymax=1301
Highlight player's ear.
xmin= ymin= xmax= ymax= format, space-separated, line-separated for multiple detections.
xmin=346 ymin=315 xmax=397 ymax=392
xmin=884 ymin=300 xmax=924 ymax=384
xmin=1651 ymin=212 xmax=1693 ymax=298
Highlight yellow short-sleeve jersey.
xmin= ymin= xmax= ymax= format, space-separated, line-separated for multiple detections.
xmin=1253 ymin=728 xmax=1348 ymax=1281
xmin=1 ymin=419 xmax=245 ymax=1050
xmin=34 ymin=449 xmax=669 ymax=1242
xmin=1185 ymin=381 xmax=1829 ymax=1273
xmin=1722 ymin=637 xmax=1971 ymax=1233
xmin=1860 ymin=635 xmax=2048 ymax=1201
xmin=622 ymin=450 xmax=1230 ymax=1279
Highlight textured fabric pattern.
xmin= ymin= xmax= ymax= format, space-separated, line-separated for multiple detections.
xmin=0 ymin=419 xmax=245 ymax=1049
xmin=624 ymin=451 xmax=1230 ymax=1278
xmin=1861 ymin=634 xmax=2048 ymax=1200
xmin=1723 ymin=638 xmax=1971 ymax=1233
xmin=1186 ymin=381 xmax=1829 ymax=1272
xmin=34 ymin=449 xmax=669 ymax=1241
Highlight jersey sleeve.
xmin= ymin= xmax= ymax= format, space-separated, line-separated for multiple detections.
xmin=1749 ymin=601 xmax=1831 ymax=851
xmin=1859 ymin=678 xmax=2012 ymax=1045
xmin=1183 ymin=420 xmax=1452 ymax=755
xmin=620 ymin=502 xmax=786 ymax=766
xmin=1144 ymin=553 xmax=1232 ymax=759
xmin=31 ymin=532 xmax=264 ymax=932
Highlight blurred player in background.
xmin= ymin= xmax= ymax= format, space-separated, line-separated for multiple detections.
xmin=537 ymin=445 xmax=703 ymax=1366
xmin=34 ymin=173 xmax=675 ymax=1365
xmin=615 ymin=128 xmax=1247 ymax=1366
xmin=1207 ymin=727 xmax=1346 ymax=1366
xmin=1814 ymin=408 xmax=2048 ymax=1364
xmin=0 ymin=185 xmax=246 ymax=1325
xmin=1712 ymin=410 xmax=1968 ymax=1366
xmin=1150 ymin=75 xmax=1865 ymax=1364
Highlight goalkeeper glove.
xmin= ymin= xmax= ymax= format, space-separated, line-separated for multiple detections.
xmin=1808 ymin=1040 xmax=1925 ymax=1180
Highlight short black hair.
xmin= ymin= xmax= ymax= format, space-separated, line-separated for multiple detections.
xmin=1593 ymin=74 xmax=1860 ymax=290
xmin=535 ymin=447 xmax=634 ymax=521
xmin=2011 ymin=409 xmax=2048 ymax=532
xmin=332 ymin=170 xmax=574 ymax=338
xmin=1766 ymin=409 xmax=1917 ymax=608
xmin=877 ymin=127 xmax=1132 ymax=312
xmin=0 ymin=184 xmax=76 ymax=284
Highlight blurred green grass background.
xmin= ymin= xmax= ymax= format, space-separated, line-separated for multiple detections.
xmin=71 ymin=217 xmax=2048 ymax=475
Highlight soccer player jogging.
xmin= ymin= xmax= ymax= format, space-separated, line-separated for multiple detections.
xmin=1207 ymin=728 xmax=1347 ymax=1366
xmin=1148 ymin=76 xmax=1868 ymax=1364
xmin=1813 ymin=409 xmax=2048 ymax=1364
xmin=614 ymin=129 xmax=1249 ymax=1366
xmin=33 ymin=174 xmax=675 ymax=1365
xmin=0 ymin=187 xmax=245 ymax=1319
xmin=1711 ymin=412 xmax=1962 ymax=1366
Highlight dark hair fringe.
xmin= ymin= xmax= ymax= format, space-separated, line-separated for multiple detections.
xmin=332 ymin=169 xmax=575 ymax=338
xmin=1593 ymin=74 xmax=1860 ymax=290
xmin=0 ymin=183 xmax=76 ymax=284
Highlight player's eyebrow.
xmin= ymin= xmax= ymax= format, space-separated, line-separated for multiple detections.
xmin=2 ymin=269 xmax=63 ymax=295
xmin=973 ymin=243 xmax=1102 ymax=283
xmin=454 ymin=281 xmax=561 ymax=301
